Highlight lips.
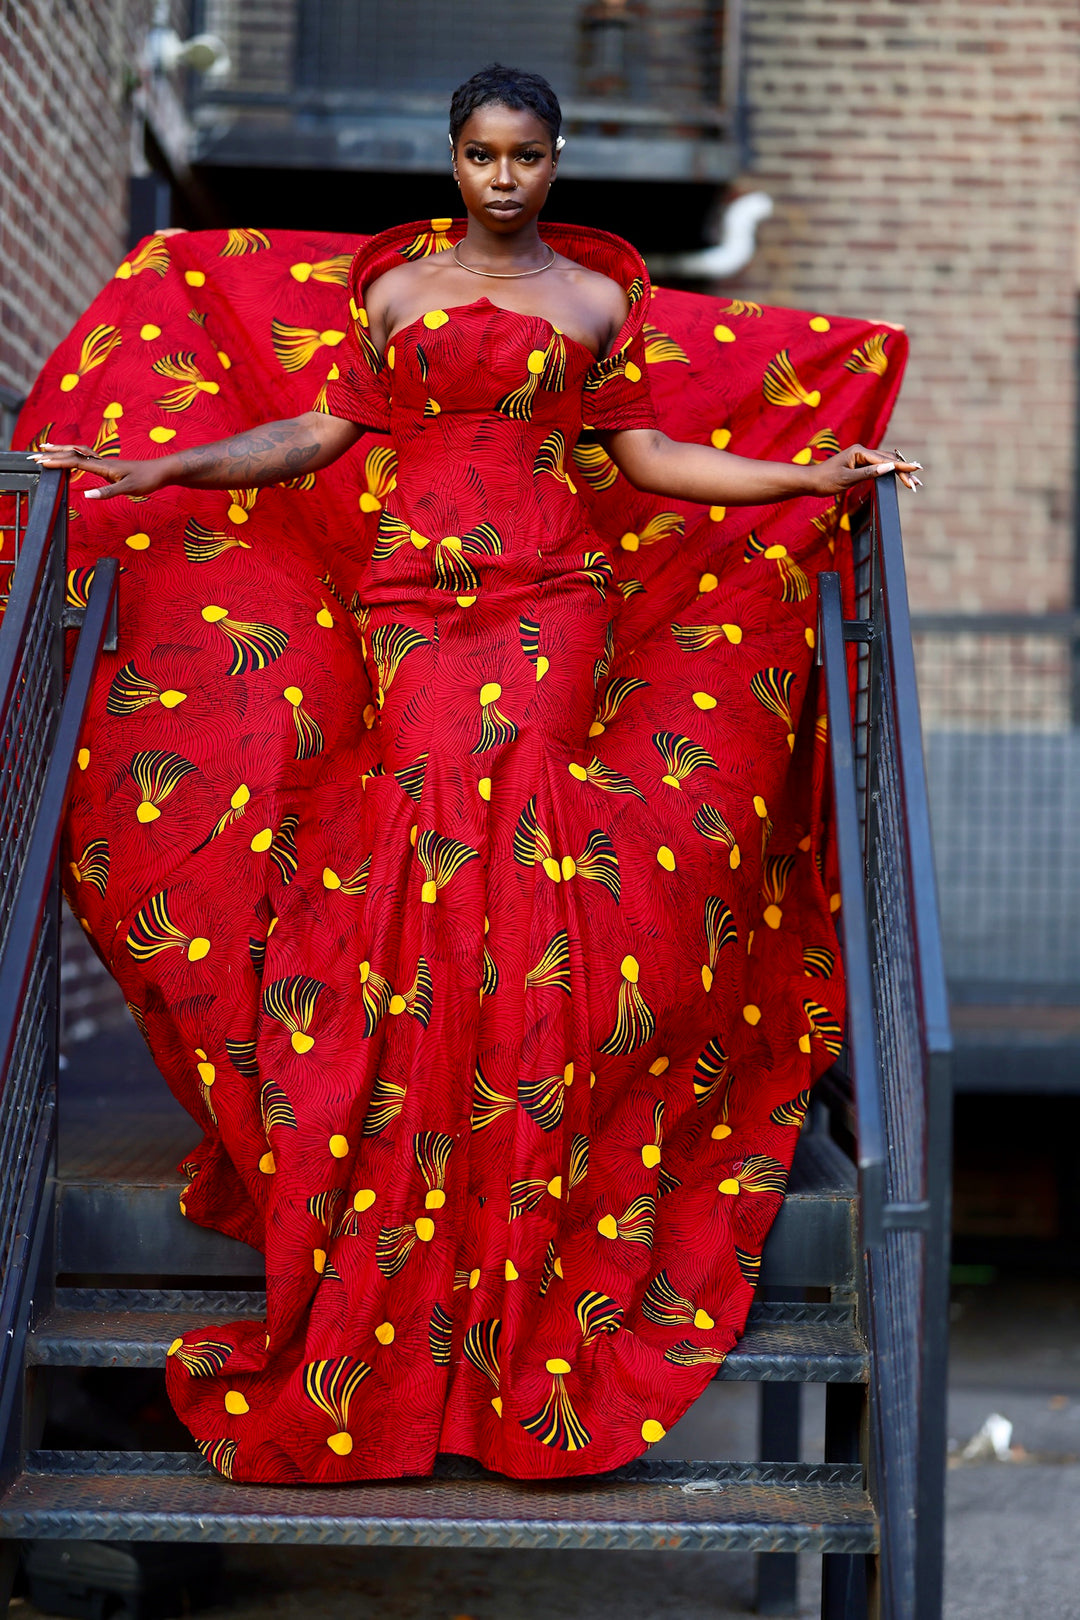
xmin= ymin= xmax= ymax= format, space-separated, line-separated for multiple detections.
xmin=486 ymin=201 xmax=522 ymax=214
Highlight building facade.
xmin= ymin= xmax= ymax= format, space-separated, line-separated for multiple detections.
xmin=735 ymin=0 xmax=1079 ymax=620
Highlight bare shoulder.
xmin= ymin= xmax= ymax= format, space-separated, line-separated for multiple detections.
xmin=555 ymin=256 xmax=630 ymax=355
xmin=364 ymin=254 xmax=448 ymax=318
xmin=557 ymin=256 xmax=630 ymax=324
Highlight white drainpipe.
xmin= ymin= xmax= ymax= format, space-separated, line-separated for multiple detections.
xmin=645 ymin=191 xmax=774 ymax=281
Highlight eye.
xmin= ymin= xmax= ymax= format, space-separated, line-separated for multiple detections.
xmin=465 ymin=146 xmax=490 ymax=162
xmin=517 ymin=150 xmax=542 ymax=164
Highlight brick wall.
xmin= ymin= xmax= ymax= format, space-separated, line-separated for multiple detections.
xmin=0 ymin=1 xmax=161 ymax=403
xmin=732 ymin=0 xmax=1080 ymax=614
xmin=2 ymin=0 xmax=157 ymax=1038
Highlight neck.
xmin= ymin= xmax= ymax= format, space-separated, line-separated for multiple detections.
xmin=458 ymin=216 xmax=549 ymax=268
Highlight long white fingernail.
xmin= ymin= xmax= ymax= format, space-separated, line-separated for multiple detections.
xmin=876 ymin=462 xmax=895 ymax=474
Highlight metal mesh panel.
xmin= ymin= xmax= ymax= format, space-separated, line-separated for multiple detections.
xmin=870 ymin=647 xmax=926 ymax=1206
xmin=867 ymin=1232 xmax=920 ymax=1600
xmin=914 ymin=623 xmax=1079 ymax=998
xmin=0 ymin=467 xmax=65 ymax=1444
xmin=0 ymin=489 xmax=30 ymax=609
xmin=0 ymin=536 xmax=59 ymax=965
xmin=294 ymin=0 xmax=723 ymax=111
xmin=0 ymin=919 xmax=56 ymax=1286
xmin=866 ymin=674 xmax=924 ymax=1615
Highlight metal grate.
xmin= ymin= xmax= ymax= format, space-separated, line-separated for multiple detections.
xmin=868 ymin=638 xmax=926 ymax=1209
xmin=0 ymin=924 xmax=56 ymax=1288
xmin=189 ymin=1 xmax=741 ymax=181
xmin=912 ymin=618 xmax=1080 ymax=1001
xmin=0 ymin=489 xmax=30 ymax=610
xmin=294 ymin=0 xmax=726 ymax=114
xmin=0 ymin=561 xmax=60 ymax=962
xmin=0 ymin=459 xmax=67 ymax=1462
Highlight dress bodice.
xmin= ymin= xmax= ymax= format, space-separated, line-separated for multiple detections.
xmin=317 ymin=221 xmax=658 ymax=588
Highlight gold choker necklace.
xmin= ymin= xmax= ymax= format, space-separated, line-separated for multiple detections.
xmin=452 ymin=244 xmax=556 ymax=279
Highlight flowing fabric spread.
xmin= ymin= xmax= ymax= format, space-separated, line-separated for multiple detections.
xmin=13 ymin=221 xmax=905 ymax=1482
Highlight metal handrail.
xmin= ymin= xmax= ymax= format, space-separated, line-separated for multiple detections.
xmin=871 ymin=477 xmax=953 ymax=1620
xmin=873 ymin=476 xmax=952 ymax=1057
xmin=818 ymin=473 xmax=953 ymax=1620
xmin=818 ymin=570 xmax=887 ymax=1248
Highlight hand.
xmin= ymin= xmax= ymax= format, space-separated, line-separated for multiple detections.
xmin=809 ymin=444 xmax=922 ymax=497
xmin=29 ymin=444 xmax=171 ymax=501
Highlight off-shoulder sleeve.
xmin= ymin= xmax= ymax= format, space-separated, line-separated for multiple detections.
xmin=581 ymin=314 xmax=658 ymax=433
xmin=313 ymin=290 xmax=390 ymax=432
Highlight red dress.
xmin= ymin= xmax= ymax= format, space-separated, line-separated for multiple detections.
xmin=14 ymin=220 xmax=905 ymax=1482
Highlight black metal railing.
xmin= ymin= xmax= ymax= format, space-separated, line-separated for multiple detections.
xmin=818 ymin=475 xmax=953 ymax=1620
xmin=0 ymin=454 xmax=949 ymax=1615
xmin=0 ymin=456 xmax=117 ymax=1476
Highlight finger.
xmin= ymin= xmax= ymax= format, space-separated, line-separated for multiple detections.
xmin=32 ymin=445 xmax=99 ymax=468
xmin=32 ymin=453 xmax=89 ymax=470
xmin=70 ymin=458 xmax=117 ymax=483
xmin=84 ymin=479 xmax=129 ymax=502
xmin=843 ymin=461 xmax=894 ymax=487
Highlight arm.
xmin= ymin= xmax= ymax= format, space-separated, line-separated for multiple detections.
xmin=32 ymin=411 xmax=364 ymax=501
xmin=600 ymin=428 xmax=920 ymax=504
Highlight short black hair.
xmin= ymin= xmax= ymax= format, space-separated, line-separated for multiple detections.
xmin=449 ymin=64 xmax=562 ymax=148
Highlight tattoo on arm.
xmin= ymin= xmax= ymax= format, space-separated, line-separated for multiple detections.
xmin=174 ymin=422 xmax=324 ymax=489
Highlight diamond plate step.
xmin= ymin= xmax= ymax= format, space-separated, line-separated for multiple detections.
xmin=28 ymin=1296 xmax=867 ymax=1383
xmin=56 ymin=1127 xmax=858 ymax=1290
xmin=0 ymin=1453 xmax=877 ymax=1554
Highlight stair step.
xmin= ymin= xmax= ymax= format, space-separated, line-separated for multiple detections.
xmin=56 ymin=1126 xmax=858 ymax=1290
xmin=29 ymin=1297 xmax=867 ymax=1383
xmin=0 ymin=1453 xmax=877 ymax=1554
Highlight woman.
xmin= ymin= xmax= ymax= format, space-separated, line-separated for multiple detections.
xmin=29 ymin=65 xmax=917 ymax=1483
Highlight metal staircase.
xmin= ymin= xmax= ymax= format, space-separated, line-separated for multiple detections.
xmin=0 ymin=455 xmax=950 ymax=1619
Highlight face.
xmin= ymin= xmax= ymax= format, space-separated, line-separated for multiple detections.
xmin=452 ymin=103 xmax=558 ymax=233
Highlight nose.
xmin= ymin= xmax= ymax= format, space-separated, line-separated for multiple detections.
xmin=491 ymin=158 xmax=516 ymax=191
